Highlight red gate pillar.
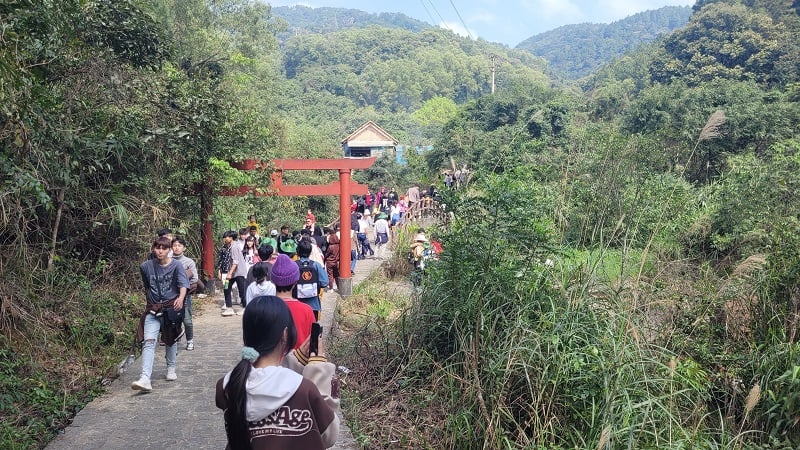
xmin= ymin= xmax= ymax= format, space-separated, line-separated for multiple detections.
xmin=338 ymin=168 xmax=353 ymax=295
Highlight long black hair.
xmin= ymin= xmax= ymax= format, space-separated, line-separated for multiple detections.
xmin=252 ymin=262 xmax=267 ymax=284
xmin=223 ymin=296 xmax=298 ymax=450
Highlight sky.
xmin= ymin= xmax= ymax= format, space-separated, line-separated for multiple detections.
xmin=266 ymin=0 xmax=696 ymax=47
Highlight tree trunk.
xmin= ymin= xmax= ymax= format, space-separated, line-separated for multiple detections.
xmin=47 ymin=188 xmax=65 ymax=271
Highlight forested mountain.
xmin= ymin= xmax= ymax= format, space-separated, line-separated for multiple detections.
xmin=516 ymin=6 xmax=693 ymax=79
xmin=273 ymin=25 xmax=552 ymax=156
xmin=272 ymin=5 xmax=431 ymax=40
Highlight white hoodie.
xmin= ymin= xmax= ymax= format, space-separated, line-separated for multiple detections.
xmin=223 ymin=365 xmax=302 ymax=421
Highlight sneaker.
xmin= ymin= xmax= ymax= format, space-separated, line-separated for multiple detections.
xmin=185 ymin=340 xmax=194 ymax=351
xmin=166 ymin=367 xmax=177 ymax=381
xmin=221 ymin=308 xmax=234 ymax=317
xmin=131 ymin=376 xmax=152 ymax=392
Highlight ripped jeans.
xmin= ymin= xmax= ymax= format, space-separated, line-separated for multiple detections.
xmin=140 ymin=312 xmax=177 ymax=379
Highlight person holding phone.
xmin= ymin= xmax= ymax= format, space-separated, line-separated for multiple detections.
xmin=215 ymin=295 xmax=340 ymax=449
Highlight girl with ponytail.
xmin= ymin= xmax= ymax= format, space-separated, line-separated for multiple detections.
xmin=215 ymin=295 xmax=340 ymax=449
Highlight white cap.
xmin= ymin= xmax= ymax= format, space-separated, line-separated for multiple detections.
xmin=270 ymin=229 xmax=278 ymax=236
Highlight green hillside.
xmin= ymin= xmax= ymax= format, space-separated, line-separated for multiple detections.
xmin=517 ymin=6 xmax=692 ymax=79
xmin=272 ymin=5 xmax=431 ymax=39
xmin=273 ymin=25 xmax=552 ymax=160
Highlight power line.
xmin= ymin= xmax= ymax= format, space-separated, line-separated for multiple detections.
xmin=448 ymin=0 xmax=474 ymax=40
xmin=424 ymin=0 xmax=453 ymax=35
xmin=419 ymin=0 xmax=436 ymax=25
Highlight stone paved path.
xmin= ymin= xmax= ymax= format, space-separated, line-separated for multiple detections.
xmin=47 ymin=252 xmax=390 ymax=450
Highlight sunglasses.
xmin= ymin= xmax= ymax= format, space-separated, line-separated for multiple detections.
xmin=155 ymin=245 xmax=170 ymax=250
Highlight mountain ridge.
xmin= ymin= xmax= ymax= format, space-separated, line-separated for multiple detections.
xmin=516 ymin=6 xmax=693 ymax=79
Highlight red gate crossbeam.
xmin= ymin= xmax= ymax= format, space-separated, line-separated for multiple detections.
xmin=221 ymin=158 xmax=373 ymax=197
xmin=203 ymin=157 xmax=376 ymax=286
xmin=220 ymin=180 xmax=369 ymax=197
xmin=273 ymin=158 xmax=376 ymax=170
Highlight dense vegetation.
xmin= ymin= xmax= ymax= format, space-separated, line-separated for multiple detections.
xmin=1 ymin=0 xmax=799 ymax=448
xmin=517 ymin=6 xmax=693 ymax=80
xmin=272 ymin=5 xmax=431 ymax=39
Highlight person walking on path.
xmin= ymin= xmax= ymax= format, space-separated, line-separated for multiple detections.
xmin=215 ymin=295 xmax=340 ymax=449
xmin=245 ymin=262 xmax=276 ymax=306
xmin=171 ymin=237 xmax=198 ymax=351
xmin=294 ymin=239 xmax=329 ymax=321
xmin=356 ymin=213 xmax=374 ymax=259
xmin=373 ymin=213 xmax=390 ymax=257
xmin=324 ymin=228 xmax=341 ymax=291
xmin=230 ymin=228 xmax=249 ymax=305
xmin=301 ymin=229 xmax=325 ymax=267
xmin=277 ymin=225 xmax=294 ymax=256
xmin=133 ymin=236 xmax=189 ymax=391
xmin=217 ymin=230 xmax=237 ymax=317
xmin=271 ymin=254 xmax=316 ymax=349
xmin=262 ymin=229 xmax=278 ymax=252
xmin=246 ymin=244 xmax=274 ymax=288
xmin=243 ymin=235 xmax=260 ymax=268
xmin=406 ymin=185 xmax=420 ymax=210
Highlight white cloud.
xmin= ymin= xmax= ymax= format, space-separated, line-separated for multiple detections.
xmin=439 ymin=21 xmax=477 ymax=40
xmin=468 ymin=11 xmax=497 ymax=26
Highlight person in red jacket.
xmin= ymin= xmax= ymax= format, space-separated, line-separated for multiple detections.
xmin=215 ymin=295 xmax=340 ymax=449
xmin=269 ymin=254 xmax=316 ymax=348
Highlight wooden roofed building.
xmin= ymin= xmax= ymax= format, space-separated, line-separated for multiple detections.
xmin=341 ymin=121 xmax=399 ymax=158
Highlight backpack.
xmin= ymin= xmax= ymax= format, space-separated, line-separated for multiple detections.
xmin=295 ymin=259 xmax=319 ymax=299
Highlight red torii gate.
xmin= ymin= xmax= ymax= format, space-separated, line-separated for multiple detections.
xmin=201 ymin=157 xmax=375 ymax=296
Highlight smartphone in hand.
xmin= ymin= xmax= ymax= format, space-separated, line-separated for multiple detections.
xmin=310 ymin=322 xmax=322 ymax=355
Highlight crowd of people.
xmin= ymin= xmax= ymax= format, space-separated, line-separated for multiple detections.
xmin=215 ymin=211 xmax=351 ymax=321
xmin=443 ymin=165 xmax=469 ymax=190
xmin=132 ymin=181 xmax=446 ymax=448
xmin=134 ymin=223 xmax=340 ymax=448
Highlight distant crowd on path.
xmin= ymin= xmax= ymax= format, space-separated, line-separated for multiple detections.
xmin=349 ymin=182 xmax=443 ymax=242
xmin=215 ymin=211 xmax=357 ymax=320
xmin=443 ymin=165 xmax=469 ymax=190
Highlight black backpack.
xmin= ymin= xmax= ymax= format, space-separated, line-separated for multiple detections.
xmin=295 ymin=259 xmax=319 ymax=299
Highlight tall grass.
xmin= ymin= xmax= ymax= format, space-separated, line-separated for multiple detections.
xmin=411 ymin=238 xmax=719 ymax=448
xmin=336 ymin=167 xmax=799 ymax=448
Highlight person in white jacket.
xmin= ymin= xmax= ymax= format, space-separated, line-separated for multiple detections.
xmin=244 ymin=263 xmax=276 ymax=307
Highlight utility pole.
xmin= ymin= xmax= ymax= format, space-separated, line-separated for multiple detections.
xmin=488 ymin=54 xmax=497 ymax=94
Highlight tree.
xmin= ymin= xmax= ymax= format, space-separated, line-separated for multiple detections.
xmin=651 ymin=2 xmax=796 ymax=86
